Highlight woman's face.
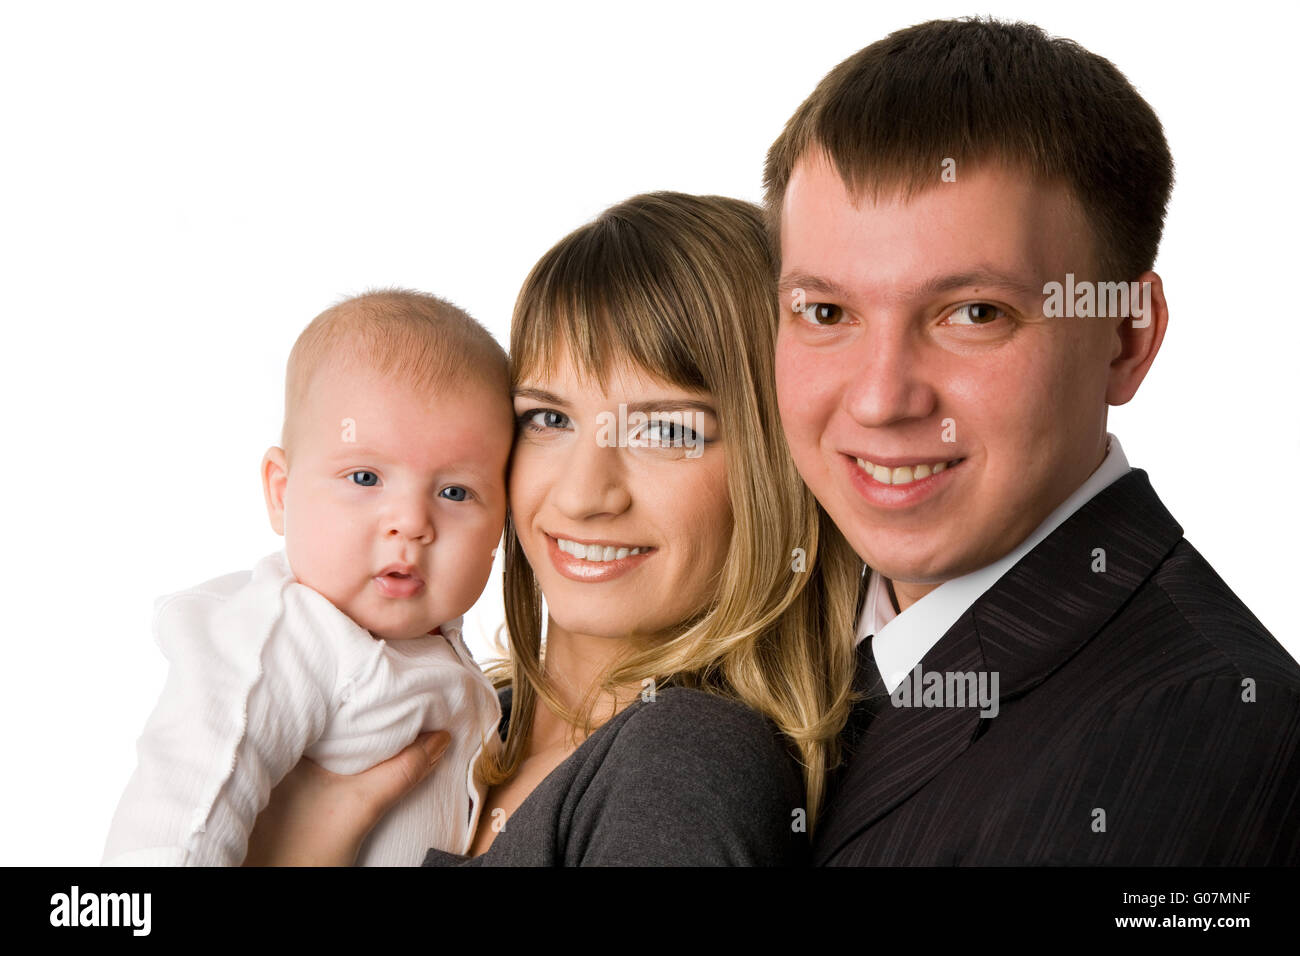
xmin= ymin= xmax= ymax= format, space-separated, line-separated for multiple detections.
xmin=509 ymin=354 xmax=732 ymax=642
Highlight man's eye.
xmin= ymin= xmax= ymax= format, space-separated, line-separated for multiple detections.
xmin=517 ymin=409 xmax=570 ymax=432
xmin=349 ymin=471 xmax=379 ymax=487
xmin=800 ymin=303 xmax=843 ymax=325
xmin=439 ymin=486 xmax=470 ymax=502
xmin=947 ymin=303 xmax=1005 ymax=325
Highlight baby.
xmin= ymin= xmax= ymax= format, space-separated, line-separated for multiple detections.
xmin=103 ymin=289 xmax=514 ymax=866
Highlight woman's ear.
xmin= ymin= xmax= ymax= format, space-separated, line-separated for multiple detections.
xmin=1106 ymin=270 xmax=1168 ymax=407
xmin=261 ymin=446 xmax=289 ymax=535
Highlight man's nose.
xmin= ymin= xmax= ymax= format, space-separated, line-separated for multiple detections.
xmin=552 ymin=432 xmax=632 ymax=520
xmin=840 ymin=322 xmax=937 ymax=428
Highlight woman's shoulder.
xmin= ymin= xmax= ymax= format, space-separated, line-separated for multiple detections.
xmin=465 ymin=684 xmax=808 ymax=865
xmin=496 ymin=683 xmax=780 ymax=754
xmin=616 ymin=685 xmax=783 ymax=742
xmin=595 ymin=686 xmax=803 ymax=798
xmin=567 ymin=686 xmax=809 ymax=865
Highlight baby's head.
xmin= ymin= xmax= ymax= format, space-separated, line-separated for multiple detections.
xmin=261 ymin=289 xmax=514 ymax=641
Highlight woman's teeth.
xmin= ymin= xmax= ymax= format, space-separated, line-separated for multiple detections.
xmin=556 ymin=538 xmax=646 ymax=562
xmin=855 ymin=458 xmax=961 ymax=486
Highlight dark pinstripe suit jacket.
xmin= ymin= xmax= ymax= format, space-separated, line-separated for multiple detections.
xmin=814 ymin=469 xmax=1300 ymax=865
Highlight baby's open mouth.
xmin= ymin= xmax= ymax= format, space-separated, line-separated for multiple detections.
xmin=374 ymin=565 xmax=426 ymax=599
xmin=377 ymin=564 xmax=424 ymax=585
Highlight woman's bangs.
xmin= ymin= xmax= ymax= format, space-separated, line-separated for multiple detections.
xmin=510 ymin=234 xmax=709 ymax=396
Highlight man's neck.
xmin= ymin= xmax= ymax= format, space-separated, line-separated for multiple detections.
xmin=891 ymin=578 xmax=938 ymax=613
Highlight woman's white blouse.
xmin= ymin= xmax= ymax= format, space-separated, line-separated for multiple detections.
xmin=102 ymin=550 xmax=502 ymax=866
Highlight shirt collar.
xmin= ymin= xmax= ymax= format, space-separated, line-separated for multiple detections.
xmin=856 ymin=433 xmax=1131 ymax=692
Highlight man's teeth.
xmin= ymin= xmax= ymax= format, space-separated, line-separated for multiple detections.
xmin=855 ymin=458 xmax=957 ymax=486
xmin=556 ymin=538 xmax=646 ymax=562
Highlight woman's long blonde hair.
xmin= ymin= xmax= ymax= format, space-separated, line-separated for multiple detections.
xmin=479 ymin=192 xmax=862 ymax=827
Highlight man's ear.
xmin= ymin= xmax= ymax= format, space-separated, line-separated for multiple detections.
xmin=1106 ymin=270 xmax=1168 ymax=406
xmin=261 ymin=446 xmax=289 ymax=536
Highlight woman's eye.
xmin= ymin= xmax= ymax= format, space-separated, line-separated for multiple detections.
xmin=348 ymin=471 xmax=379 ymax=487
xmin=439 ymin=486 xmax=470 ymax=502
xmin=639 ymin=419 xmax=700 ymax=446
xmin=800 ymin=302 xmax=843 ymax=325
xmin=947 ymin=303 xmax=1005 ymax=326
xmin=518 ymin=409 xmax=570 ymax=432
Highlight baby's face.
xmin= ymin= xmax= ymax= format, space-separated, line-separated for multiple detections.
xmin=268 ymin=362 xmax=513 ymax=640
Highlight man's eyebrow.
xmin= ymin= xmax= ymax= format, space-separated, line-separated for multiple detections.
xmin=778 ymin=272 xmax=855 ymax=300
xmin=778 ymin=268 xmax=1041 ymax=302
xmin=909 ymin=268 xmax=1041 ymax=300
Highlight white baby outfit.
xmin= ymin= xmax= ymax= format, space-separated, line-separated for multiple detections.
xmin=102 ymin=551 xmax=502 ymax=866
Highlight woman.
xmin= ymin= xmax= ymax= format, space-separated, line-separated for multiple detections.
xmin=246 ymin=192 xmax=862 ymax=865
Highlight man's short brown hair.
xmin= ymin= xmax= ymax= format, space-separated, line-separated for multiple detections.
xmin=763 ymin=17 xmax=1175 ymax=281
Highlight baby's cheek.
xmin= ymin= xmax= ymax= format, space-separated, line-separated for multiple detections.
xmin=456 ymin=522 xmax=501 ymax=594
xmin=286 ymin=499 xmax=362 ymax=605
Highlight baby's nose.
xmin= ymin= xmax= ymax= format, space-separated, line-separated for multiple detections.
xmin=386 ymin=515 xmax=435 ymax=543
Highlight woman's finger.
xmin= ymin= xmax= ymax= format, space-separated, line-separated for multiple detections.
xmin=354 ymin=730 xmax=452 ymax=817
xmin=243 ymin=731 xmax=452 ymax=866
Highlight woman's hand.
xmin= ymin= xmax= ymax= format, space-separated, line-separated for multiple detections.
xmin=243 ymin=730 xmax=452 ymax=866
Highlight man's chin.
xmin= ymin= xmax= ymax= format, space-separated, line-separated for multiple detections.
xmin=855 ymin=529 xmax=1028 ymax=597
xmin=850 ymin=535 xmax=984 ymax=591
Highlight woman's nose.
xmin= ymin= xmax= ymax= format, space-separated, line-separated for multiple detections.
xmin=551 ymin=435 xmax=632 ymax=519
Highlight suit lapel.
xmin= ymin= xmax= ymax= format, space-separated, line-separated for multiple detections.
xmin=974 ymin=469 xmax=1183 ymax=696
xmin=815 ymin=613 xmax=986 ymax=860
xmin=815 ymin=469 xmax=1184 ymax=863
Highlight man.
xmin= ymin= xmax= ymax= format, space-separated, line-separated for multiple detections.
xmin=766 ymin=17 xmax=1300 ymax=865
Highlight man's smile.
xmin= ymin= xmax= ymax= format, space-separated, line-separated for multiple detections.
xmin=842 ymin=452 xmax=967 ymax=510
xmin=849 ymin=455 xmax=967 ymax=486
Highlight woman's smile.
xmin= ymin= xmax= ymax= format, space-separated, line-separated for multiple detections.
xmin=544 ymin=532 xmax=657 ymax=582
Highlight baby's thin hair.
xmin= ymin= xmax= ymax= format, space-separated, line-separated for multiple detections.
xmin=281 ymin=287 xmax=508 ymax=457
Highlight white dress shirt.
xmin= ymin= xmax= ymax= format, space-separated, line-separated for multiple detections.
xmin=103 ymin=550 xmax=502 ymax=866
xmin=856 ymin=434 xmax=1132 ymax=692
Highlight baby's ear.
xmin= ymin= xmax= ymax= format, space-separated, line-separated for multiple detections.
xmin=261 ymin=446 xmax=289 ymax=536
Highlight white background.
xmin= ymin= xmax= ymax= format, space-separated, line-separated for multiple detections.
xmin=1 ymin=0 xmax=1295 ymax=865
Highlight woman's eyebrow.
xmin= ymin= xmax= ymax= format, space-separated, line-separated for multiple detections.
xmin=622 ymin=399 xmax=716 ymax=416
xmin=512 ymin=389 xmax=715 ymax=416
xmin=512 ymin=387 xmax=568 ymax=406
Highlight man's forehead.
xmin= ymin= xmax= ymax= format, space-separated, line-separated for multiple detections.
xmin=783 ymin=152 xmax=1080 ymax=222
xmin=779 ymin=157 xmax=1097 ymax=292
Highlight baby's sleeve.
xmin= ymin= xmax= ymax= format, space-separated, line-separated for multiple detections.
xmin=102 ymin=577 xmax=335 ymax=866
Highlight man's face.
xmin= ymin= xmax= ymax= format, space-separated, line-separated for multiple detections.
xmin=775 ymin=154 xmax=1119 ymax=603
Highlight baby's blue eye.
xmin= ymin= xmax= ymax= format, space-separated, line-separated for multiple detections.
xmin=439 ymin=486 xmax=470 ymax=502
xmin=349 ymin=471 xmax=379 ymax=487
